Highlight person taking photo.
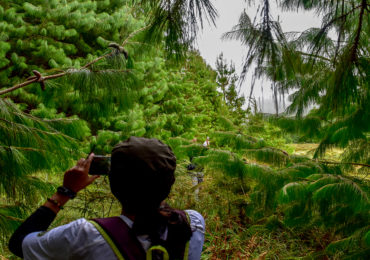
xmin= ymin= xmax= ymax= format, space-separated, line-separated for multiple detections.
xmin=9 ymin=137 xmax=205 ymax=260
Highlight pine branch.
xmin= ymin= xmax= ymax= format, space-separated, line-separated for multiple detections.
xmin=271 ymin=147 xmax=290 ymax=156
xmin=323 ymin=4 xmax=363 ymax=29
xmin=0 ymin=213 xmax=23 ymax=222
xmin=0 ymin=117 xmax=75 ymax=141
xmin=121 ymin=25 xmax=151 ymax=46
xmin=89 ymin=69 xmax=131 ymax=73
xmin=0 ymin=71 xmax=66 ymax=95
xmin=0 ymin=41 xmax=131 ymax=96
xmin=317 ymin=159 xmax=370 ymax=168
xmin=333 ymin=0 xmax=345 ymax=65
xmin=350 ymin=0 xmax=367 ymax=65
xmin=297 ymin=51 xmax=331 ymax=62
xmin=310 ymin=4 xmax=363 ymax=58
xmin=0 ymin=145 xmax=46 ymax=152
xmin=80 ymin=52 xmax=114 ymax=70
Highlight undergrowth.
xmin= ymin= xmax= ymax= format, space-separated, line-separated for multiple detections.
xmin=169 ymin=164 xmax=339 ymax=259
xmin=1 ymin=153 xmax=368 ymax=259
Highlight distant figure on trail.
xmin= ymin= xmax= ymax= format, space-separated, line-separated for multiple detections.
xmin=202 ymin=137 xmax=210 ymax=147
xmin=191 ymin=137 xmax=198 ymax=143
xmin=187 ymin=157 xmax=204 ymax=201
xmin=9 ymin=137 xmax=205 ymax=260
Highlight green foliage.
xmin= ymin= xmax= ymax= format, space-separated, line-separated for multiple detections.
xmin=215 ymin=53 xmax=246 ymax=123
xmin=315 ymin=104 xmax=370 ymax=159
xmin=0 ymin=0 xmax=143 ymax=87
xmin=325 ymin=227 xmax=370 ymax=259
xmin=0 ymin=204 xmax=28 ymax=239
xmin=0 ymin=0 xmax=148 ymax=243
xmin=1 ymin=1 xmax=369 ymax=259
xmin=270 ymin=114 xmax=323 ymax=141
xmin=0 ymin=0 xmax=227 ymax=244
xmin=0 ymin=98 xmax=87 ymax=240
xmin=0 ymin=99 xmax=86 ymax=192
xmin=142 ymin=0 xmax=218 ymax=60
xmin=183 ymin=129 xmax=369 ymax=256
xmin=224 ymin=0 xmax=369 ymax=166
xmin=245 ymin=148 xmax=289 ymax=167
xmin=212 ymin=131 xmax=258 ymax=150
xmin=278 ymin=174 xmax=369 ymax=256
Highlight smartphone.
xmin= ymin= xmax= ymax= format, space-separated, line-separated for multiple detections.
xmin=89 ymin=155 xmax=111 ymax=175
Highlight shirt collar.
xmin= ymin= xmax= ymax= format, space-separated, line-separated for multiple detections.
xmin=118 ymin=214 xmax=134 ymax=228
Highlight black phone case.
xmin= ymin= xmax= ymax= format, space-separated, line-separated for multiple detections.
xmin=89 ymin=155 xmax=111 ymax=175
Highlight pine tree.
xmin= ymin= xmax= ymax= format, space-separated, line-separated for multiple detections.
xmin=0 ymin=1 xmax=226 ymax=245
xmin=223 ymin=0 xmax=369 ymax=168
xmin=0 ymin=0 xmax=147 ymax=241
xmin=215 ymin=53 xmax=246 ymax=123
xmin=1 ymin=1 xmax=369 ymax=258
xmin=141 ymin=0 xmax=218 ymax=60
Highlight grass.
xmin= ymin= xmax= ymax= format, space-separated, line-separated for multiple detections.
xmin=291 ymin=143 xmax=369 ymax=180
xmin=168 ymin=163 xmax=332 ymax=259
xmin=290 ymin=143 xmax=343 ymax=161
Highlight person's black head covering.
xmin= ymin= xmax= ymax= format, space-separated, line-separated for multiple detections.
xmin=109 ymin=137 xmax=176 ymax=214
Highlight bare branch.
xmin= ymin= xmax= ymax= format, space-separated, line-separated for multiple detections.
xmin=0 ymin=47 xmax=120 ymax=96
xmin=0 ymin=72 xmax=66 ymax=96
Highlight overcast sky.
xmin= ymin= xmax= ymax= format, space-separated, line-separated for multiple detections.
xmin=195 ymin=0 xmax=322 ymax=113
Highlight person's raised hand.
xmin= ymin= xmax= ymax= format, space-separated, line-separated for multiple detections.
xmin=63 ymin=153 xmax=100 ymax=193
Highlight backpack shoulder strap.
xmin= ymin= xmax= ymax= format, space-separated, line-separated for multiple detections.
xmin=181 ymin=211 xmax=190 ymax=260
xmin=89 ymin=217 xmax=146 ymax=260
xmin=88 ymin=220 xmax=125 ymax=260
xmin=168 ymin=210 xmax=191 ymax=260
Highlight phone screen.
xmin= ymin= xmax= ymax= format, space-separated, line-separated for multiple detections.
xmin=89 ymin=155 xmax=111 ymax=175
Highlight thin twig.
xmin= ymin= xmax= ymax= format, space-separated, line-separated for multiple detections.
xmin=90 ymin=69 xmax=131 ymax=73
xmin=318 ymin=159 xmax=370 ymax=168
xmin=297 ymin=51 xmax=331 ymax=62
xmin=124 ymin=41 xmax=152 ymax=47
xmin=0 ymin=145 xmax=46 ymax=152
xmin=121 ymin=25 xmax=150 ymax=46
xmin=81 ymin=52 xmax=112 ymax=70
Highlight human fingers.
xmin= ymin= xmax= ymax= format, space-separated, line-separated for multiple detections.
xmin=77 ymin=158 xmax=85 ymax=166
xmin=83 ymin=153 xmax=94 ymax=168
xmin=88 ymin=175 xmax=100 ymax=184
xmin=66 ymin=166 xmax=78 ymax=173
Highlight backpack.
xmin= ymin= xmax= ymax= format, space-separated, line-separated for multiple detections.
xmin=88 ymin=211 xmax=190 ymax=260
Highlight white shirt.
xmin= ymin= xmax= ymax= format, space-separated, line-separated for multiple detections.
xmin=22 ymin=210 xmax=205 ymax=260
